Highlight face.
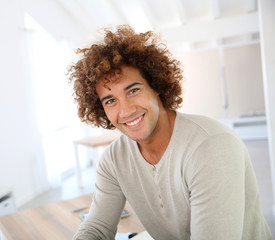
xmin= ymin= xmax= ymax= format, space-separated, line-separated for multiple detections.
xmin=96 ymin=65 xmax=164 ymax=143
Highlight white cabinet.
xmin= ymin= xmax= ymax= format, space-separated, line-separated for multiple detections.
xmin=221 ymin=116 xmax=267 ymax=140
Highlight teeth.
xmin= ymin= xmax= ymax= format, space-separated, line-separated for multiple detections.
xmin=125 ymin=115 xmax=143 ymax=126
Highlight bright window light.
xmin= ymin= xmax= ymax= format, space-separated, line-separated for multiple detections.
xmin=24 ymin=13 xmax=78 ymax=187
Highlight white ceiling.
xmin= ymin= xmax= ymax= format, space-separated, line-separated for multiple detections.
xmin=57 ymin=0 xmax=259 ymax=52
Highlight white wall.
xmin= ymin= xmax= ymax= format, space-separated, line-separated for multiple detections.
xmin=179 ymin=49 xmax=224 ymax=118
xmin=179 ymin=44 xmax=265 ymax=120
xmin=23 ymin=0 xmax=88 ymax=48
xmin=224 ymin=44 xmax=265 ymax=118
xmin=0 ymin=0 xmax=87 ymax=208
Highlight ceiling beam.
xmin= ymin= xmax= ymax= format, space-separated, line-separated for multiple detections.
xmin=212 ymin=0 xmax=220 ymax=18
xmin=57 ymin=0 xmax=94 ymax=33
xmin=138 ymin=0 xmax=158 ymax=29
xmin=174 ymin=0 xmax=188 ymax=24
xmin=109 ymin=0 xmax=138 ymax=24
xmin=160 ymin=12 xmax=259 ymax=44
xmin=246 ymin=0 xmax=257 ymax=12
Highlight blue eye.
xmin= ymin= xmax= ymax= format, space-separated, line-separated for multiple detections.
xmin=129 ymin=88 xmax=139 ymax=95
xmin=105 ymin=99 xmax=115 ymax=105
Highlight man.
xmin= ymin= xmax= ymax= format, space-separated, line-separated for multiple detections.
xmin=69 ymin=25 xmax=272 ymax=240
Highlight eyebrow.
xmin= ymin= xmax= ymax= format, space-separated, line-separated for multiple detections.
xmin=100 ymin=82 xmax=143 ymax=103
xmin=124 ymin=82 xmax=142 ymax=91
xmin=100 ymin=95 xmax=113 ymax=103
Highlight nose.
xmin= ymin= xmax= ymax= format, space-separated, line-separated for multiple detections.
xmin=119 ymin=99 xmax=136 ymax=119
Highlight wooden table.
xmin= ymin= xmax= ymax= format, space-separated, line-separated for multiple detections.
xmin=0 ymin=194 xmax=144 ymax=240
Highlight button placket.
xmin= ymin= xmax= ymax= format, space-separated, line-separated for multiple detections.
xmin=152 ymin=165 xmax=157 ymax=180
xmin=150 ymin=165 xmax=165 ymax=209
xmin=158 ymin=192 xmax=164 ymax=208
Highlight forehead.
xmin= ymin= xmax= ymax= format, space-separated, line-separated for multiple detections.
xmin=96 ymin=65 xmax=146 ymax=91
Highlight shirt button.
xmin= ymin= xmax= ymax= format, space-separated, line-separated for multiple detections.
xmin=160 ymin=204 xmax=164 ymax=208
xmin=158 ymin=194 xmax=161 ymax=199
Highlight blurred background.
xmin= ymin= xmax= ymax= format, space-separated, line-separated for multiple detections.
xmin=0 ymin=0 xmax=274 ymax=236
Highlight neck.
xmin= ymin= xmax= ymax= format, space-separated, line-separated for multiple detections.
xmin=138 ymin=109 xmax=176 ymax=165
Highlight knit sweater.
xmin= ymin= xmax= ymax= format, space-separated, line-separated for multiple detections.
xmin=73 ymin=112 xmax=272 ymax=240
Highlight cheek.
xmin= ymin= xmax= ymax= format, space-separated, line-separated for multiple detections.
xmin=104 ymin=108 xmax=117 ymax=123
xmin=148 ymin=94 xmax=160 ymax=110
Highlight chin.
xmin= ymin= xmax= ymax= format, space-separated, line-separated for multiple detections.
xmin=128 ymin=132 xmax=150 ymax=142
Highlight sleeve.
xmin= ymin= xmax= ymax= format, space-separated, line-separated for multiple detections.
xmin=186 ymin=133 xmax=246 ymax=240
xmin=73 ymin=149 xmax=126 ymax=240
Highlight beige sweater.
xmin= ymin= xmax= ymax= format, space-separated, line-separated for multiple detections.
xmin=73 ymin=112 xmax=272 ymax=240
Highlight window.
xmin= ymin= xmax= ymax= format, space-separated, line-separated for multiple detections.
xmin=24 ymin=13 xmax=79 ymax=187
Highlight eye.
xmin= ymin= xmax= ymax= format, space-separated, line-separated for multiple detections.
xmin=128 ymin=88 xmax=140 ymax=95
xmin=105 ymin=98 xmax=115 ymax=106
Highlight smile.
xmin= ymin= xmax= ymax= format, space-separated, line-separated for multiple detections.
xmin=125 ymin=114 xmax=144 ymax=127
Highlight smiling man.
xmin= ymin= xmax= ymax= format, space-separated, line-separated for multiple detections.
xmin=68 ymin=25 xmax=272 ymax=240
xmin=96 ymin=65 xmax=175 ymax=164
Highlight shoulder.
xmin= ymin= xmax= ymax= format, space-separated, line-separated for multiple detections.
xmin=195 ymin=132 xmax=246 ymax=157
xmin=107 ymin=133 xmax=135 ymax=156
xmin=184 ymin=132 xmax=248 ymax=189
xmin=98 ymin=132 xmax=135 ymax=167
xmin=175 ymin=112 xmax=248 ymax=166
xmin=173 ymin=112 xmax=244 ymax=153
xmin=176 ymin=112 xmax=236 ymax=137
xmin=97 ymin=132 xmax=141 ymax=181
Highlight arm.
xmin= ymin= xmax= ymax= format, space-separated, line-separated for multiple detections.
xmin=73 ymin=152 xmax=126 ymax=240
xmin=186 ymin=133 xmax=246 ymax=240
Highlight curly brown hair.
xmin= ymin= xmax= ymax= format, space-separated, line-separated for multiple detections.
xmin=68 ymin=25 xmax=183 ymax=129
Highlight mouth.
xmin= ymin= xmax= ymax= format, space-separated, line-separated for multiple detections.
xmin=124 ymin=114 xmax=145 ymax=128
